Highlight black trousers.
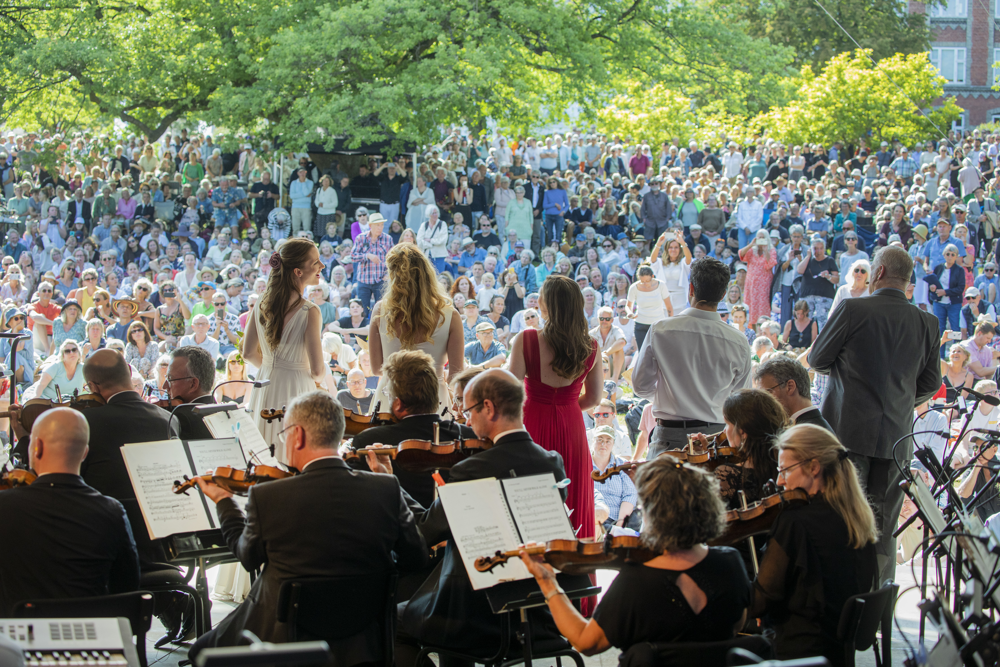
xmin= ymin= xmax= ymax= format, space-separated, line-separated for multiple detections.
xmin=848 ymin=452 xmax=905 ymax=584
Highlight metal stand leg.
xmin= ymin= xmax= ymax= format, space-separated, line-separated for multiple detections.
xmin=195 ymin=557 xmax=213 ymax=636
xmin=519 ymin=608 xmax=533 ymax=667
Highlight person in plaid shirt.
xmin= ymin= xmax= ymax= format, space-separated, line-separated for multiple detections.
xmin=350 ymin=212 xmax=394 ymax=317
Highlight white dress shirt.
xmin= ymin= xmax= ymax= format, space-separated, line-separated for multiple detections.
xmin=632 ymin=307 xmax=752 ymax=422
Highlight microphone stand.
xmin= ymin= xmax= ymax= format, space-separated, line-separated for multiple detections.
xmin=212 ymin=378 xmax=271 ymax=396
xmin=165 ymin=401 xmax=241 ymax=440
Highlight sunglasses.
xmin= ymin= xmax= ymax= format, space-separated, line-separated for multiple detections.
xmin=64 ymin=348 xmax=79 ymax=353
xmin=599 ymin=316 xmax=613 ymax=321
xmin=854 ymin=268 xmax=868 ymax=274
xmin=594 ymin=411 xmax=613 ymax=418
xmin=200 ymin=286 xmax=214 ymax=292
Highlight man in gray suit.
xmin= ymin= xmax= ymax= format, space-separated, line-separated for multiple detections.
xmin=809 ymin=245 xmax=941 ymax=582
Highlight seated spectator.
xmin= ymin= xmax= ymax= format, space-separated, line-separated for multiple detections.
xmin=591 ymin=425 xmax=640 ymax=532
xmin=586 ymin=398 xmax=632 ymax=459
xmin=124 ymin=321 xmax=159 ymax=380
xmin=180 ymin=314 xmax=221 ymax=361
xmin=589 ymin=306 xmax=626 ymax=381
xmin=337 ymin=368 xmax=374 ymax=415
xmin=465 ymin=322 xmax=507 ymax=369
xmin=0 ymin=308 xmax=35 ymax=389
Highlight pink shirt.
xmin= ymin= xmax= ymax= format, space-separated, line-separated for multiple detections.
xmin=963 ymin=337 xmax=994 ymax=379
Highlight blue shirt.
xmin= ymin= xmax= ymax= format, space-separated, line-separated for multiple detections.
xmin=465 ymin=339 xmax=507 ymax=365
xmin=289 ymin=179 xmax=315 ymax=209
xmin=593 ymin=454 xmax=639 ymax=521
xmin=543 ymin=189 xmax=569 ymax=217
xmin=921 ymin=234 xmax=967 ymax=270
xmin=458 ymin=247 xmax=486 ymax=272
xmin=211 ymin=187 xmax=241 ymax=225
xmin=0 ymin=335 xmax=34 ymax=384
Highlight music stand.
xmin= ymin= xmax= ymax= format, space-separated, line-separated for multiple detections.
xmin=484 ymin=574 xmax=599 ymax=667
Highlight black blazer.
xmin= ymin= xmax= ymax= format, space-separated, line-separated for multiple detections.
xmin=809 ymin=288 xmax=941 ymax=458
xmin=81 ymin=392 xmax=176 ymax=563
xmin=66 ymin=199 xmax=92 ymax=228
xmin=930 ymin=263 xmax=965 ymax=303
xmin=0 ymin=473 xmax=140 ymax=615
xmin=400 ymin=431 xmax=566 ymax=656
xmin=206 ymin=458 xmax=427 ymax=658
xmin=350 ymin=415 xmax=476 ymax=507
xmin=172 ymin=394 xmax=215 ymax=441
xmin=522 ymin=182 xmax=546 ymax=217
xmin=793 ymin=406 xmax=834 ymax=433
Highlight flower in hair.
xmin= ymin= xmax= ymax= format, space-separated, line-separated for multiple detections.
xmin=268 ymin=252 xmax=281 ymax=270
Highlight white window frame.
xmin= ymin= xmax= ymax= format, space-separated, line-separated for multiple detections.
xmin=932 ymin=0 xmax=967 ymax=17
xmin=931 ymin=47 xmax=967 ymax=84
xmin=994 ymin=48 xmax=1000 ymax=86
xmin=953 ymin=114 xmax=966 ymax=132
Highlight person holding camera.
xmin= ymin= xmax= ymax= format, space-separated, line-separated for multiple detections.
xmin=156 ymin=280 xmax=190 ymax=351
xmin=776 ymin=224 xmax=807 ymax=327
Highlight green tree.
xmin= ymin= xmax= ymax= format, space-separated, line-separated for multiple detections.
xmin=713 ymin=0 xmax=940 ymax=69
xmin=760 ymin=50 xmax=961 ymax=147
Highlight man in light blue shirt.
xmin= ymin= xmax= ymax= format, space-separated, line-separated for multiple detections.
xmin=288 ymin=168 xmax=315 ymax=235
xmin=457 ymin=237 xmax=486 ymax=275
xmin=464 ymin=322 xmax=507 ymax=368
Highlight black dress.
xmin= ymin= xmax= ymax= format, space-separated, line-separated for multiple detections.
xmin=787 ymin=318 xmax=816 ymax=349
xmin=750 ymin=498 xmax=877 ymax=666
xmin=593 ymin=547 xmax=750 ymax=649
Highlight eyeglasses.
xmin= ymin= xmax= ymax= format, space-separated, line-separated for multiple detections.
xmin=213 ymin=302 xmax=226 ymax=306
xmin=853 ymin=268 xmax=868 ymax=274
xmin=228 ymin=359 xmax=241 ymax=365
xmin=165 ymin=375 xmax=194 ymax=384
xmin=599 ymin=316 xmax=613 ymax=321
xmin=39 ymin=289 xmax=51 ymax=293
xmin=776 ymin=457 xmax=815 ymax=479
xmin=761 ymin=379 xmax=788 ymax=394
xmin=200 ymin=286 xmax=214 ymax=292
xmin=347 ymin=379 xmax=365 ymax=386
xmin=276 ymin=423 xmax=298 ymax=446
xmin=64 ymin=347 xmax=79 ymax=353
xmin=83 ymin=276 xmax=96 ymax=282
xmin=945 ymin=252 xmax=958 ymax=257
xmin=462 ymin=400 xmax=485 ymax=420
xmin=525 ymin=315 xmax=538 ymax=320
xmin=603 ymin=244 xmax=613 ymax=249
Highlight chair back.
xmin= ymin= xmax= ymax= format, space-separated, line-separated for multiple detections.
xmin=837 ymin=580 xmax=900 ymax=651
xmin=13 ymin=591 xmax=154 ymax=667
xmin=618 ymin=635 xmax=773 ymax=667
xmin=277 ymin=571 xmax=397 ymax=647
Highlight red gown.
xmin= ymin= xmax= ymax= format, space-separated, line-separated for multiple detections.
xmin=521 ymin=329 xmax=597 ymax=541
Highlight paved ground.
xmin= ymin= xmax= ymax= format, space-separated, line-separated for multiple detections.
xmin=143 ymin=559 xmax=936 ymax=667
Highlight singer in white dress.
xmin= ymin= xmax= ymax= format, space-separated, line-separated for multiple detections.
xmin=370 ymin=244 xmax=465 ymax=413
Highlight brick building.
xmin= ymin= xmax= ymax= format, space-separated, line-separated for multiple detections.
xmin=913 ymin=0 xmax=1000 ymax=128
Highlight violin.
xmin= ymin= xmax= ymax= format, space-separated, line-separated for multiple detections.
xmin=152 ymin=397 xmax=185 ymax=410
xmin=0 ymin=391 xmax=107 ymax=433
xmin=344 ymin=423 xmax=492 ymax=472
xmin=0 ymin=468 xmax=37 ymax=490
xmin=591 ymin=431 xmax=741 ymax=482
xmin=474 ymin=535 xmax=659 ymax=575
xmin=260 ymin=405 xmax=399 ymax=437
xmin=708 ymin=487 xmax=810 ymax=547
xmin=171 ymin=464 xmax=294 ymax=496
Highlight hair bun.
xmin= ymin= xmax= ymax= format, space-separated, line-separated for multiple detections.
xmin=268 ymin=252 xmax=281 ymax=270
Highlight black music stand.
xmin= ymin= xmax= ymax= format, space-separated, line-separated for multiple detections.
xmin=484 ymin=574 xmax=599 ymax=667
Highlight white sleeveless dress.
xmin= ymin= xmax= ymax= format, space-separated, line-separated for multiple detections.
xmin=247 ymin=299 xmax=319 ymax=466
xmin=371 ymin=307 xmax=454 ymax=414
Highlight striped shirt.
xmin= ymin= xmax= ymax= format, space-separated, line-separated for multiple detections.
xmin=593 ymin=455 xmax=639 ymax=522
xmin=350 ymin=231 xmax=394 ymax=284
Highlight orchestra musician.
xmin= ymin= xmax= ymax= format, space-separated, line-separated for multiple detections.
xmin=754 ymin=356 xmax=833 ymax=432
xmin=0 ymin=408 xmax=140 ymax=615
xmin=749 ymin=424 xmax=878 ymax=666
xmin=365 ymin=369 xmax=566 ymax=667
xmin=165 ymin=346 xmax=217 ymax=440
xmin=349 ymin=349 xmax=477 ymax=507
xmin=519 ymin=457 xmax=751 ymax=655
xmin=691 ymin=388 xmax=786 ymax=510
xmin=188 ymin=391 xmax=428 ymax=664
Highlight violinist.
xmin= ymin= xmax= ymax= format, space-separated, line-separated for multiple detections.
xmin=520 ymin=457 xmax=750 ymax=655
xmin=591 ymin=425 xmax=640 ymax=531
xmin=187 ymin=391 xmax=427 ymax=664
xmin=366 ymin=369 xmax=566 ymax=667
xmin=165 ymin=346 xmax=216 ymax=440
xmin=0 ymin=408 xmax=140 ymax=615
xmin=754 ymin=356 xmax=833 ymax=432
xmin=692 ymin=389 xmax=785 ymax=510
xmin=349 ymin=349 xmax=476 ymax=507
xmin=749 ymin=424 xmax=877 ymax=666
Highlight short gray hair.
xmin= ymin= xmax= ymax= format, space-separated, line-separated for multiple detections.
xmin=761 ymin=320 xmax=781 ymax=336
xmin=872 ymin=245 xmax=914 ymax=283
xmin=287 ymin=391 xmax=346 ymax=448
xmin=752 ymin=336 xmax=774 ymax=356
xmin=754 ymin=356 xmax=811 ymax=399
xmin=789 ymin=224 xmax=804 ymax=236
xmin=171 ymin=346 xmax=216 ymax=394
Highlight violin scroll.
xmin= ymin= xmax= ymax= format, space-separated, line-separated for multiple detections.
xmin=260 ymin=407 xmax=285 ymax=424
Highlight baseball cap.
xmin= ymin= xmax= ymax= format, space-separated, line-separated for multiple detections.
xmin=594 ymin=425 xmax=616 ymax=440
xmin=576 ymin=234 xmax=586 ymax=242
xmin=966 ymin=286 xmax=981 ymax=298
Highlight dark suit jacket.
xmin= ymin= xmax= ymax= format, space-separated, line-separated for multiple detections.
xmin=209 ymin=458 xmax=426 ymax=661
xmin=173 ymin=394 xmax=215 ymax=441
xmin=794 ymin=406 xmax=834 ymax=433
xmin=66 ymin=199 xmax=92 ymax=227
xmin=400 ymin=430 xmax=566 ymax=656
xmin=350 ymin=415 xmax=476 ymax=507
xmin=80 ymin=391 xmax=176 ymax=563
xmin=929 ymin=263 xmax=965 ymax=303
xmin=523 ymin=182 xmax=546 ymax=217
xmin=0 ymin=473 xmax=140 ymax=615
xmin=808 ymin=288 xmax=941 ymax=458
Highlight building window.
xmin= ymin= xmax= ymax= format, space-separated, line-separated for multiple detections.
xmin=952 ymin=114 xmax=966 ymax=132
xmin=994 ymin=48 xmax=1000 ymax=85
xmin=931 ymin=47 xmax=966 ymax=84
xmin=932 ymin=0 xmax=967 ymax=17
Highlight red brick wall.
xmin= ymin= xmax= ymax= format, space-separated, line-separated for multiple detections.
xmin=910 ymin=1 xmax=927 ymax=14
xmin=971 ymin=0 xmax=991 ymax=85
xmin=954 ymin=95 xmax=1000 ymax=125
xmin=934 ymin=26 xmax=967 ymax=42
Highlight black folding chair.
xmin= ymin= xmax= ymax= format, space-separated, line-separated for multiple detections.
xmin=836 ymin=580 xmax=900 ymax=667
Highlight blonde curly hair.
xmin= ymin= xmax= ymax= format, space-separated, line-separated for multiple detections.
xmin=381 ymin=243 xmax=450 ymax=348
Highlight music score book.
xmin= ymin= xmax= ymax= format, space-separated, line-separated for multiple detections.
xmin=202 ymin=408 xmax=279 ymax=467
xmin=120 ymin=438 xmax=247 ymax=540
xmin=438 ymin=473 xmax=574 ymax=590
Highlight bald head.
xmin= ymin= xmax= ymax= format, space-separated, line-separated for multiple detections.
xmin=870 ymin=245 xmax=913 ymax=293
xmin=84 ymin=349 xmax=133 ymax=398
xmin=30 ymin=408 xmax=90 ymax=475
xmin=466 ymin=369 xmax=525 ymax=421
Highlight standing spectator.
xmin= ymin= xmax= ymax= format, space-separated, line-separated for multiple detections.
xmin=288 ymin=167 xmax=315 ymax=235
xmin=625 ymin=265 xmax=673 ymax=352
xmin=734 ymin=186 xmax=764 ymax=249
xmin=373 ymin=160 xmax=405 ymax=223
xmin=809 ymin=246 xmax=940 ymax=583
xmin=930 ymin=243 xmax=966 ymax=344
xmin=739 ymin=229 xmax=778 ymax=324
xmin=416 ymin=206 xmax=449 ymax=274
xmin=350 ymin=212 xmax=394 ymax=318
xmin=313 ymin=175 xmax=339 ymax=240
xmin=796 ymin=237 xmax=839 ymax=330
xmin=639 ymin=177 xmax=672 ymax=241
xmin=542 ymin=176 xmax=569 ymax=247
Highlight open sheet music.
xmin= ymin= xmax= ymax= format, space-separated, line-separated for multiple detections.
xmin=120 ymin=438 xmax=246 ymax=540
xmin=202 ymin=409 xmax=278 ymax=467
xmin=437 ymin=473 xmax=573 ymax=590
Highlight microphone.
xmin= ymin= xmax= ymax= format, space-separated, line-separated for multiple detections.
xmin=192 ymin=403 xmax=241 ymax=417
xmin=973 ymin=428 xmax=1000 ymax=437
xmin=213 ymin=378 xmax=271 ymax=393
xmin=961 ymin=386 xmax=1000 ymax=406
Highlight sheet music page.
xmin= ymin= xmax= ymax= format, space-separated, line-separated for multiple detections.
xmin=121 ymin=440 xmax=212 ymax=539
xmin=501 ymin=474 xmax=575 ymax=544
xmin=186 ymin=438 xmax=249 ymax=511
xmin=203 ymin=409 xmax=277 ymax=467
xmin=438 ymin=478 xmax=531 ymax=590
